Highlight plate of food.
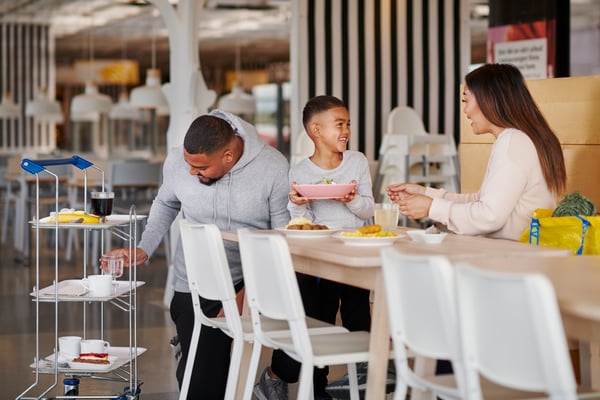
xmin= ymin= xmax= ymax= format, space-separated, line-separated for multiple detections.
xmin=293 ymin=182 xmax=355 ymax=199
xmin=276 ymin=217 xmax=336 ymax=238
xmin=332 ymin=224 xmax=402 ymax=246
xmin=68 ymin=353 xmax=117 ymax=371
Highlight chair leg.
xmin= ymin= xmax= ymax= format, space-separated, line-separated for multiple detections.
xmin=224 ymin=338 xmax=244 ymax=400
xmin=179 ymin=321 xmax=202 ymax=400
xmin=242 ymin=341 xmax=263 ymax=400
xmin=297 ymin=363 xmax=315 ymax=400
xmin=347 ymin=362 xmax=360 ymax=400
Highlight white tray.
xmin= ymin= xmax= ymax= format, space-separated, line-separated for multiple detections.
xmin=32 ymin=279 xmax=145 ymax=302
xmin=33 ymin=346 xmax=147 ymax=374
xmin=32 ymin=214 xmax=147 ymax=229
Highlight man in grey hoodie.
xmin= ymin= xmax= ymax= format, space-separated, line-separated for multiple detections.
xmin=107 ymin=110 xmax=290 ymax=399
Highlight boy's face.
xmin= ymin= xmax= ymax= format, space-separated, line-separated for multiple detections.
xmin=311 ymin=106 xmax=351 ymax=152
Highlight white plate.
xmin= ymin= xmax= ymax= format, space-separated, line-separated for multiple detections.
xmin=275 ymin=227 xmax=337 ymax=238
xmin=332 ymin=232 xmax=402 ymax=246
xmin=68 ymin=356 xmax=117 ymax=371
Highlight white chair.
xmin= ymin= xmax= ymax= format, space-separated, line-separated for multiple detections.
xmin=238 ymin=229 xmax=383 ymax=400
xmin=374 ymin=106 xmax=460 ymax=206
xmin=386 ymin=106 xmax=428 ymax=136
xmin=380 ymin=248 xmax=465 ymax=400
xmin=381 ymin=249 xmax=600 ymax=400
xmin=454 ymin=263 xmax=599 ymax=400
xmin=290 ymin=130 xmax=314 ymax=166
xmin=178 ymin=221 xmax=344 ymax=400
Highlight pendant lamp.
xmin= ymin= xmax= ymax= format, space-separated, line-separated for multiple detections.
xmin=130 ymin=68 xmax=167 ymax=109
xmin=70 ymin=81 xmax=113 ymax=121
xmin=0 ymin=92 xmax=20 ymax=118
xmin=218 ymin=45 xmax=255 ymax=115
xmin=25 ymin=87 xmax=64 ymax=123
xmin=109 ymin=91 xmax=143 ymax=120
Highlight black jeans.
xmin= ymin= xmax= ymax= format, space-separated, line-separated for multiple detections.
xmin=271 ymin=273 xmax=371 ymax=395
xmin=170 ymin=282 xmax=243 ymax=400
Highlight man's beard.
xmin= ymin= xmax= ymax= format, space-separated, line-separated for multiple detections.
xmin=198 ymin=176 xmax=217 ymax=186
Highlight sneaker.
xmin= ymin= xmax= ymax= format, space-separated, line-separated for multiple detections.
xmin=169 ymin=335 xmax=181 ymax=361
xmin=253 ymin=367 xmax=289 ymax=400
xmin=325 ymin=362 xmax=395 ymax=399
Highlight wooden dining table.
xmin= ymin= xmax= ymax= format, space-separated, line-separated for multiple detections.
xmin=222 ymin=227 xmax=570 ymax=400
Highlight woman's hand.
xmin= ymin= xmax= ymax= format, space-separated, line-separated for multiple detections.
xmin=100 ymin=247 xmax=148 ymax=268
xmin=386 ymin=183 xmax=426 ymax=202
xmin=397 ymin=194 xmax=433 ymax=220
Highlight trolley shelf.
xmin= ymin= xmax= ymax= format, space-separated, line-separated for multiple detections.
xmin=32 ymin=346 xmax=147 ymax=374
xmin=31 ymin=214 xmax=147 ymax=229
xmin=31 ymin=280 xmax=145 ymax=302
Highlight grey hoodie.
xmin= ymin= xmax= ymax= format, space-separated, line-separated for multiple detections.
xmin=138 ymin=110 xmax=290 ymax=292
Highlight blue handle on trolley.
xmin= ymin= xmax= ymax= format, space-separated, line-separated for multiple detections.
xmin=20 ymin=155 xmax=93 ymax=175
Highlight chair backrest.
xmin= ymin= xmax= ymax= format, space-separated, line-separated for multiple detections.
xmin=237 ymin=229 xmax=307 ymax=330
xmin=179 ymin=220 xmax=237 ymax=304
xmin=381 ymin=248 xmax=465 ymax=395
xmin=455 ymin=263 xmax=577 ymax=399
xmin=108 ymin=158 xmax=163 ymax=189
xmin=290 ymin=130 xmax=314 ymax=166
xmin=386 ymin=106 xmax=427 ymax=136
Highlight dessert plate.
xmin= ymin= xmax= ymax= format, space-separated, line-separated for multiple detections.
xmin=68 ymin=356 xmax=118 ymax=371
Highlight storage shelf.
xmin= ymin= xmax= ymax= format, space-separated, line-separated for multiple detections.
xmin=31 ymin=214 xmax=147 ymax=229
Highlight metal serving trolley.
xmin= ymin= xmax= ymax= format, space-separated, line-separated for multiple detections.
xmin=17 ymin=155 xmax=146 ymax=400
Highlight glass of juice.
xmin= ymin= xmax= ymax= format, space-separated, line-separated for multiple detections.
xmin=374 ymin=203 xmax=399 ymax=232
xmin=90 ymin=191 xmax=115 ymax=223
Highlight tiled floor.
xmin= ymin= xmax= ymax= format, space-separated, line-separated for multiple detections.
xmin=1 ymin=224 xmax=180 ymax=399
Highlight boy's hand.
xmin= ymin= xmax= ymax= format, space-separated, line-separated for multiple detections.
xmin=289 ymin=182 xmax=312 ymax=205
xmin=336 ymin=180 xmax=357 ymax=203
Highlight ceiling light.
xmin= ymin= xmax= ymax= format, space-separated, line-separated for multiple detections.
xmin=219 ymin=86 xmax=256 ymax=114
xmin=0 ymin=92 xmax=20 ymax=119
xmin=70 ymin=81 xmax=113 ymax=121
xmin=218 ymin=45 xmax=256 ymax=115
xmin=25 ymin=87 xmax=64 ymax=123
xmin=130 ymin=68 xmax=168 ymax=109
xmin=109 ymin=91 xmax=143 ymax=120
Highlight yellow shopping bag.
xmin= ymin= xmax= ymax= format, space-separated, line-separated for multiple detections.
xmin=519 ymin=209 xmax=600 ymax=255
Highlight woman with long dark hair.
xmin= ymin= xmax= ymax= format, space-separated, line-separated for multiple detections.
xmin=387 ymin=63 xmax=566 ymax=240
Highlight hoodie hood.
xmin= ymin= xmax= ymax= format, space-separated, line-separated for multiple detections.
xmin=208 ymin=109 xmax=266 ymax=173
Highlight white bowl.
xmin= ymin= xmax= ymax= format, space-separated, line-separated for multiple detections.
xmin=407 ymin=230 xmax=448 ymax=244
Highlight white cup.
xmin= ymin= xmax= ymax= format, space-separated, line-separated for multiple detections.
xmin=80 ymin=339 xmax=110 ymax=354
xmin=58 ymin=336 xmax=81 ymax=359
xmin=374 ymin=203 xmax=400 ymax=232
xmin=81 ymin=274 xmax=113 ymax=297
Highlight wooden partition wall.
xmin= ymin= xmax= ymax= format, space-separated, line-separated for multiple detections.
xmin=459 ymin=75 xmax=600 ymax=207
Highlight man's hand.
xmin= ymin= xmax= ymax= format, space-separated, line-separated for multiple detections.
xmin=100 ymin=247 xmax=148 ymax=269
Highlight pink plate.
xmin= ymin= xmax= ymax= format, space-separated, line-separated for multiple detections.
xmin=294 ymin=183 xmax=356 ymax=199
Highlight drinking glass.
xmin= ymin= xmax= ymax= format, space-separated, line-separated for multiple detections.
xmin=90 ymin=191 xmax=115 ymax=223
xmin=374 ymin=203 xmax=400 ymax=232
xmin=100 ymin=254 xmax=124 ymax=293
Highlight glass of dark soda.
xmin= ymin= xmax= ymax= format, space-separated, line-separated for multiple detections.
xmin=91 ymin=191 xmax=115 ymax=223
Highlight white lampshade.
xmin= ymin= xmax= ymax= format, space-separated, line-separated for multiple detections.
xmin=70 ymin=81 xmax=112 ymax=121
xmin=26 ymin=88 xmax=64 ymax=122
xmin=0 ymin=92 xmax=20 ymax=118
xmin=109 ymin=91 xmax=143 ymax=120
xmin=130 ymin=69 xmax=168 ymax=109
xmin=218 ymin=85 xmax=256 ymax=115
